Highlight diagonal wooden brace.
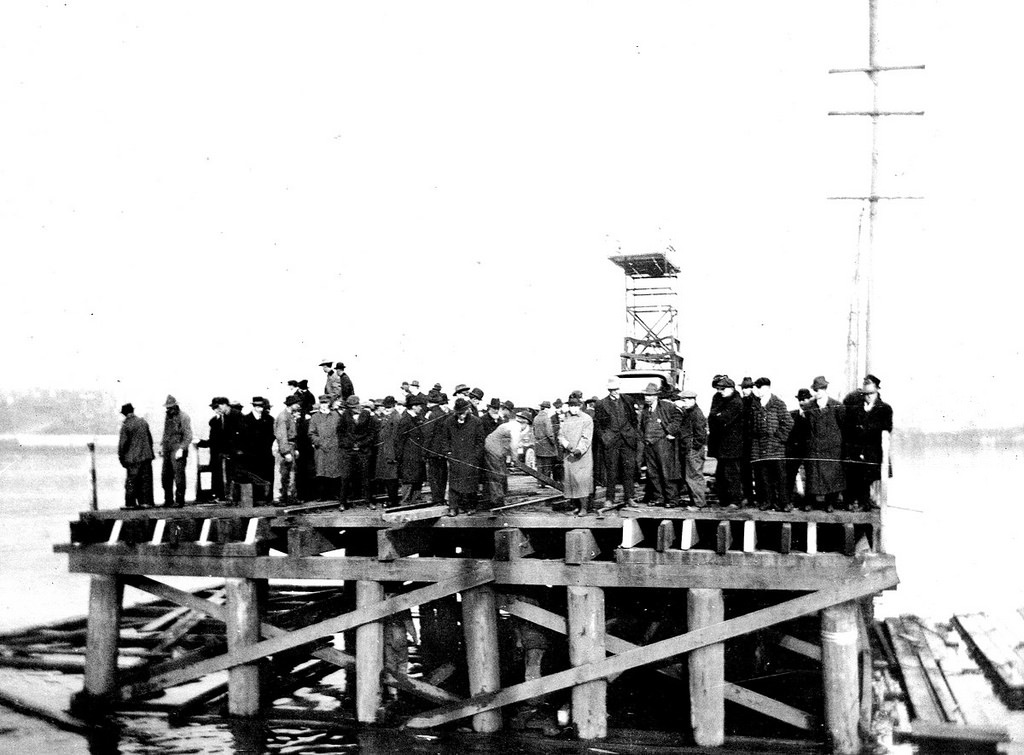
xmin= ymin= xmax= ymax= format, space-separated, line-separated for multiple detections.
xmin=120 ymin=564 xmax=495 ymax=701
xmin=406 ymin=569 xmax=896 ymax=728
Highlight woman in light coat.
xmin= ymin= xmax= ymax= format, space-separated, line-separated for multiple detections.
xmin=558 ymin=397 xmax=594 ymax=515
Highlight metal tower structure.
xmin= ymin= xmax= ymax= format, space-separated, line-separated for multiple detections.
xmin=608 ymin=251 xmax=684 ymax=387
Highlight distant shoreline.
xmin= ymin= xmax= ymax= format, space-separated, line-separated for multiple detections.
xmin=0 ymin=434 xmax=119 ymax=448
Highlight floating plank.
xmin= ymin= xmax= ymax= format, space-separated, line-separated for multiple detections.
xmin=406 ymin=569 xmax=897 ymax=728
xmin=120 ymin=565 xmax=495 ymax=700
xmin=921 ymin=620 xmax=1006 ymax=729
xmin=907 ymin=720 xmax=1010 ymax=744
xmin=905 ymin=619 xmax=964 ymax=724
xmin=139 ymin=605 xmax=190 ymax=633
xmin=885 ymin=618 xmax=944 ymax=723
xmin=954 ymin=613 xmax=1024 ymax=706
xmin=0 ymin=679 xmax=96 ymax=734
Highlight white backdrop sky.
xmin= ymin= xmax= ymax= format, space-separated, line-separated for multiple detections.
xmin=1 ymin=1 xmax=1021 ymax=431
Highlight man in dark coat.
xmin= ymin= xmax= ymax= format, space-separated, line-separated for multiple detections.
xmin=640 ymin=382 xmax=683 ymax=507
xmin=594 ymin=377 xmax=639 ymax=506
xmin=397 ymin=395 xmax=427 ymax=504
xmin=336 ymin=363 xmax=355 ymax=401
xmin=843 ymin=374 xmax=893 ymax=510
xmin=786 ymin=388 xmax=812 ymax=510
xmin=374 ymin=396 xmax=402 ymax=508
xmin=532 ymin=401 xmax=558 ymax=489
xmin=676 ymin=390 xmax=708 ymax=509
xmin=751 ymin=378 xmax=795 ymax=511
xmin=291 ymin=380 xmax=317 ymax=501
xmin=338 ymin=394 xmax=376 ymax=509
xmin=238 ymin=397 xmax=276 ymax=503
xmin=480 ymin=397 xmax=503 ymax=438
xmin=308 ymin=394 xmax=342 ymax=500
xmin=118 ymin=403 xmax=154 ymax=508
xmin=804 ymin=376 xmax=846 ymax=511
xmin=440 ymin=397 xmax=485 ymax=515
xmin=421 ymin=391 xmax=449 ymax=505
xmin=160 ymin=395 xmax=192 ymax=507
xmin=707 ymin=377 xmax=744 ymax=508
xmin=201 ymin=396 xmax=240 ymax=502
xmin=739 ymin=377 xmax=757 ymax=506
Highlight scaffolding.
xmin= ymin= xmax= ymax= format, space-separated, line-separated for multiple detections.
xmin=608 ymin=252 xmax=684 ymax=387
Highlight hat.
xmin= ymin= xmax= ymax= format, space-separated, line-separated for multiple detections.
xmin=567 ymin=396 xmax=582 ymax=406
xmin=427 ymin=390 xmax=443 ymax=404
xmin=811 ymin=376 xmax=829 ymax=390
xmin=209 ymin=396 xmax=229 ymax=408
xmin=712 ymin=374 xmax=726 ymax=388
xmin=120 ymin=403 xmax=134 ymax=415
xmin=164 ymin=394 xmax=178 ymax=408
xmin=753 ymin=377 xmax=771 ymax=389
xmin=795 ymin=388 xmax=812 ymax=401
xmin=285 ymin=395 xmax=301 ymax=406
xmin=863 ymin=374 xmax=881 ymax=388
xmin=401 ymin=381 xmax=410 ymax=388
xmin=553 ymin=398 xmax=563 ymax=408
xmin=318 ymin=394 xmax=331 ymax=403
xmin=607 ymin=377 xmax=621 ymax=390
xmin=717 ymin=377 xmax=736 ymax=389
xmin=502 ymin=400 xmax=515 ymax=411
xmin=643 ymin=382 xmax=660 ymax=396
xmin=680 ymin=390 xmax=698 ymax=400
xmin=432 ymin=383 xmax=442 ymax=391
xmin=335 ymin=362 xmax=346 ymax=370
xmin=287 ymin=380 xmax=299 ymax=388
xmin=440 ymin=392 xmax=449 ymax=403
xmin=319 ymin=359 xmax=333 ymax=367
xmin=454 ymin=397 xmax=470 ymax=412
xmin=454 ymin=383 xmax=469 ymax=395
xmin=406 ymin=394 xmax=425 ymax=408
xmin=570 ymin=389 xmax=583 ymax=400
xmin=469 ymin=387 xmax=484 ymax=400
xmin=740 ymin=377 xmax=754 ymax=389
xmin=411 ymin=380 xmax=420 ymax=388
xmin=383 ymin=395 xmax=396 ymax=408
xmin=540 ymin=400 xmax=551 ymax=409
xmin=346 ymin=395 xmax=361 ymax=407
xmin=252 ymin=396 xmax=270 ymax=408
xmin=587 ymin=396 xmax=599 ymax=404
xmin=488 ymin=397 xmax=502 ymax=409
xmin=230 ymin=401 xmax=243 ymax=411
xmin=515 ymin=410 xmax=532 ymax=422
xmin=297 ymin=379 xmax=309 ymax=390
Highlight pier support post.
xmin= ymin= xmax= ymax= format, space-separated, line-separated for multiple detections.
xmin=225 ymin=577 xmax=262 ymax=716
xmin=461 ymin=584 xmax=502 ymax=732
xmin=83 ymin=574 xmax=123 ymax=707
xmin=821 ymin=600 xmax=861 ymax=755
xmin=688 ymin=587 xmax=725 ymax=747
xmin=566 ymin=528 xmax=606 ymax=740
xmin=355 ymin=580 xmax=385 ymax=723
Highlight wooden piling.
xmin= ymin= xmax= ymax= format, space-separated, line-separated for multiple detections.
xmin=461 ymin=584 xmax=502 ymax=732
xmin=225 ymin=578 xmax=261 ymax=716
xmin=567 ymin=528 xmax=606 ymax=740
xmin=355 ymin=580 xmax=385 ymax=723
xmin=687 ymin=588 xmax=725 ymax=747
xmin=821 ymin=600 xmax=861 ymax=754
xmin=82 ymin=574 xmax=123 ymax=706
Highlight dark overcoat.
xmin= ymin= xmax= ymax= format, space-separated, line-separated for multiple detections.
xmin=375 ymin=411 xmax=402 ymax=481
xmin=843 ymin=398 xmax=893 ymax=479
xmin=208 ymin=409 xmax=241 ymax=458
xmin=397 ymin=412 xmax=425 ymax=483
xmin=442 ymin=413 xmax=485 ymax=494
xmin=641 ymin=400 xmax=683 ymax=480
xmin=678 ymin=404 xmax=708 ymax=451
xmin=804 ymin=397 xmax=845 ymax=494
xmin=239 ymin=411 xmax=275 ymax=482
xmin=708 ymin=392 xmax=743 ymax=459
xmin=421 ymin=406 xmax=449 ymax=458
xmin=308 ymin=410 xmax=342 ymax=478
xmin=338 ymin=409 xmax=376 ymax=452
xmin=751 ymin=394 xmax=794 ymax=460
xmin=119 ymin=415 xmax=154 ymax=466
xmin=594 ymin=395 xmax=639 ymax=450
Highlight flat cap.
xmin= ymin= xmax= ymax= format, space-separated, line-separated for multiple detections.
xmin=811 ymin=376 xmax=829 ymax=390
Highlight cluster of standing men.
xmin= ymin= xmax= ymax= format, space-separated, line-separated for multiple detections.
xmin=116 ymin=363 xmax=892 ymax=514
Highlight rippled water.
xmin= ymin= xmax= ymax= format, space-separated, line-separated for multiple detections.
xmin=2 ymin=438 xmax=1023 ymax=752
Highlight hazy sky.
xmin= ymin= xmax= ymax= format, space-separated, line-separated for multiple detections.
xmin=1 ymin=2 xmax=1021 ymax=431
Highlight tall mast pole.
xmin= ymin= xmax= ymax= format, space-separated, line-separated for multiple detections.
xmin=865 ymin=0 xmax=879 ymax=376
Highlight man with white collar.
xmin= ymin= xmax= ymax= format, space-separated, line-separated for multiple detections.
xmin=843 ymin=374 xmax=893 ymax=511
xmin=750 ymin=377 xmax=794 ymax=511
xmin=594 ymin=377 xmax=638 ymax=507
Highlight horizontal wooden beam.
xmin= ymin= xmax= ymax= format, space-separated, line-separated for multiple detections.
xmin=722 ymin=682 xmax=816 ymax=731
xmin=119 ymin=565 xmax=494 ymax=701
xmin=407 ymin=570 xmax=897 ymax=728
xmin=68 ymin=551 xmax=897 ymax=591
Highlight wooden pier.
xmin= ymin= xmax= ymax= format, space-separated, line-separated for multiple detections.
xmin=53 ymin=479 xmax=898 ymax=753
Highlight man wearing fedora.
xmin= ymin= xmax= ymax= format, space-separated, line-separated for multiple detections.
xmin=594 ymin=377 xmax=639 ymax=507
xmin=238 ymin=397 xmax=276 ymax=503
xmin=843 ymin=374 xmax=893 ymax=510
xmin=480 ymin=397 xmax=504 ymax=437
xmin=803 ymin=376 xmax=846 ymax=511
xmin=375 ymin=396 xmax=402 ymax=508
xmin=397 ymin=394 xmax=427 ymax=504
xmin=275 ymin=396 xmax=302 ymax=504
xmin=640 ymin=382 xmax=683 ymax=507
xmin=160 ymin=395 xmax=192 ymax=507
xmin=708 ymin=377 xmax=744 ymax=508
xmin=421 ymin=390 xmax=449 ymax=506
xmin=440 ymin=397 xmax=486 ymax=515
xmin=202 ymin=396 xmax=240 ymax=502
xmin=118 ymin=403 xmax=154 ymax=509
xmin=338 ymin=394 xmax=376 ymax=509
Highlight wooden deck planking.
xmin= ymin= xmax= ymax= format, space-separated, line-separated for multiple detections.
xmin=884 ymin=617 xmax=944 ymax=723
xmin=954 ymin=612 xmax=1024 ymax=707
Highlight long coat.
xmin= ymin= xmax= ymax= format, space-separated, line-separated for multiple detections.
xmin=532 ymin=411 xmax=557 ymax=457
xmin=421 ymin=406 xmax=449 ymax=458
xmin=375 ymin=411 xmax=402 ymax=480
xmin=441 ymin=413 xmax=485 ymax=494
xmin=208 ymin=409 xmax=240 ymax=458
xmin=594 ymin=395 xmax=639 ymax=450
xmin=843 ymin=397 xmax=894 ymax=480
xmin=238 ymin=411 xmax=275 ymax=482
xmin=308 ymin=410 xmax=342 ymax=478
xmin=397 ymin=411 xmax=425 ymax=484
xmin=707 ymin=392 xmax=743 ymax=459
xmin=558 ymin=412 xmax=594 ymax=499
xmin=641 ymin=400 xmax=683 ymax=480
xmin=751 ymin=394 xmax=794 ymax=460
xmin=119 ymin=414 xmax=154 ymax=466
xmin=338 ymin=409 xmax=376 ymax=451
xmin=803 ymin=397 xmax=846 ymax=495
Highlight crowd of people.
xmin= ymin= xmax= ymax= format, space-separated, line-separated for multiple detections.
xmin=115 ymin=361 xmax=893 ymax=516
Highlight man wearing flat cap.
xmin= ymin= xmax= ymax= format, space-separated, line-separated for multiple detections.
xmin=595 ymin=377 xmax=639 ymax=507
xmin=338 ymin=395 xmax=377 ymax=509
xmin=785 ymin=388 xmax=813 ymax=510
xmin=708 ymin=377 xmax=744 ymax=507
xmin=640 ymin=382 xmax=683 ymax=507
xmin=843 ymin=374 xmax=893 ymax=510
xmin=803 ymin=376 xmax=846 ymax=511
xmin=750 ymin=378 xmax=794 ymax=512
xmin=676 ymin=390 xmax=708 ymax=509
xmin=238 ymin=397 xmax=276 ymax=503
xmin=160 ymin=395 xmax=192 ymax=507
xmin=119 ymin=403 xmax=154 ymax=508
xmin=483 ymin=409 xmax=530 ymax=509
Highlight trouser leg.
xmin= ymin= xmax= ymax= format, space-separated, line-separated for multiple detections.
xmin=161 ymin=455 xmax=174 ymax=505
xmin=686 ymin=448 xmax=708 ymax=507
xmin=484 ymin=452 xmax=505 ymax=509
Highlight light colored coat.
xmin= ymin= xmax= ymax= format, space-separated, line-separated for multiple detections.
xmin=558 ymin=411 xmax=594 ymax=499
xmin=308 ymin=410 xmax=342 ymax=478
